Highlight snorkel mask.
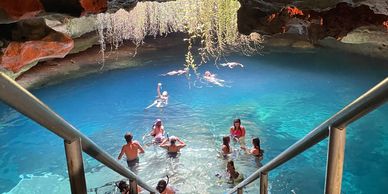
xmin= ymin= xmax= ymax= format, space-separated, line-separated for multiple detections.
xmin=156 ymin=176 xmax=170 ymax=193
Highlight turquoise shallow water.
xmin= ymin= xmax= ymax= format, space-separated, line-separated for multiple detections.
xmin=0 ymin=45 xmax=387 ymax=194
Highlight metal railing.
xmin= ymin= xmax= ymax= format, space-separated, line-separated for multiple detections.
xmin=0 ymin=72 xmax=158 ymax=194
xmin=227 ymin=77 xmax=388 ymax=194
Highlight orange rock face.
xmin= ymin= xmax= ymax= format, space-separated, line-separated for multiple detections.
xmin=1 ymin=32 xmax=74 ymax=73
xmin=284 ymin=6 xmax=304 ymax=17
xmin=0 ymin=0 xmax=43 ymax=20
xmin=80 ymin=0 xmax=107 ymax=14
xmin=383 ymin=20 xmax=388 ymax=31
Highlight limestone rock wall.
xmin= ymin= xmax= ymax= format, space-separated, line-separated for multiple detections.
xmin=1 ymin=0 xmax=387 ymax=81
xmin=238 ymin=1 xmax=388 ymax=60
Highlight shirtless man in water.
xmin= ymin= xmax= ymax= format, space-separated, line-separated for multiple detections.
xmin=118 ymin=132 xmax=145 ymax=171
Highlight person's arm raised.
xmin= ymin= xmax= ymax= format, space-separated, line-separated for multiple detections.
xmin=159 ymin=138 xmax=169 ymax=149
xmin=157 ymin=83 xmax=162 ymax=98
xmin=177 ymin=138 xmax=186 ymax=148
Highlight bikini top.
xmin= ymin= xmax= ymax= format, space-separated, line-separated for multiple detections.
xmin=231 ymin=126 xmax=245 ymax=137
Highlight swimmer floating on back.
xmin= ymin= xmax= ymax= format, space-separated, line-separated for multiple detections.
xmin=161 ymin=68 xmax=188 ymax=76
xmin=203 ymin=71 xmax=225 ymax=87
xmin=219 ymin=62 xmax=244 ymax=69
xmin=145 ymin=83 xmax=168 ymax=109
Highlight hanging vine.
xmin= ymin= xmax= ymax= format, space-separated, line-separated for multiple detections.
xmin=96 ymin=0 xmax=263 ymax=72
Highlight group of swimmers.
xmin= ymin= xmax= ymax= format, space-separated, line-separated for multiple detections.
xmin=117 ymin=62 xmax=264 ymax=193
xmin=160 ymin=62 xmax=244 ymax=87
xmin=116 ymin=177 xmax=174 ymax=194
xmin=117 ymin=118 xmax=184 ymax=194
xmin=116 ymin=118 xmax=263 ymax=193
xmin=219 ymin=119 xmax=264 ymax=184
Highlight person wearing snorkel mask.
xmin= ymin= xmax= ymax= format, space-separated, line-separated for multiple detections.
xmin=156 ymin=177 xmax=175 ymax=194
xmin=159 ymin=136 xmax=186 ymax=158
xmin=116 ymin=180 xmax=141 ymax=194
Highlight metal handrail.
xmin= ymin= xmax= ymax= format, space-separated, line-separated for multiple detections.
xmin=0 ymin=72 xmax=158 ymax=193
xmin=227 ymin=77 xmax=388 ymax=194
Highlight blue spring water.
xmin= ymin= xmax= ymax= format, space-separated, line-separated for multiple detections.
xmin=0 ymin=46 xmax=387 ymax=194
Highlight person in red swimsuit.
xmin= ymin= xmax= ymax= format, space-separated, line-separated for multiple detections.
xmin=230 ymin=119 xmax=246 ymax=148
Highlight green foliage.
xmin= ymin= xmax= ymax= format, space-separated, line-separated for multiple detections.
xmin=97 ymin=0 xmax=263 ymax=71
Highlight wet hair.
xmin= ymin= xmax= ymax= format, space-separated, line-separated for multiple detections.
xmin=116 ymin=181 xmax=128 ymax=192
xmin=156 ymin=180 xmax=167 ymax=193
xmin=124 ymin=132 xmax=133 ymax=143
xmin=227 ymin=160 xmax=235 ymax=171
xmin=154 ymin=119 xmax=162 ymax=127
xmin=233 ymin=119 xmax=241 ymax=130
xmin=252 ymin=137 xmax=261 ymax=150
xmin=170 ymin=138 xmax=176 ymax=145
xmin=222 ymin=136 xmax=230 ymax=152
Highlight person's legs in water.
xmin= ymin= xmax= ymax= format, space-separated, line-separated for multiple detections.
xmin=153 ymin=134 xmax=164 ymax=144
xmin=126 ymin=157 xmax=139 ymax=173
xmin=238 ymin=137 xmax=246 ymax=148
xmin=167 ymin=152 xmax=179 ymax=158
xmin=145 ymin=100 xmax=158 ymax=109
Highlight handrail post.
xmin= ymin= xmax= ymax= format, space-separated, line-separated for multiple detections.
xmin=260 ymin=172 xmax=268 ymax=194
xmin=237 ymin=188 xmax=243 ymax=194
xmin=64 ymin=138 xmax=87 ymax=194
xmin=129 ymin=179 xmax=138 ymax=194
xmin=325 ymin=126 xmax=346 ymax=194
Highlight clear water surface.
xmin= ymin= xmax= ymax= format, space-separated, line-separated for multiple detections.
xmin=0 ymin=44 xmax=387 ymax=194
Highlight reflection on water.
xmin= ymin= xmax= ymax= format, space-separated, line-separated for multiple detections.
xmin=0 ymin=47 xmax=388 ymax=194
